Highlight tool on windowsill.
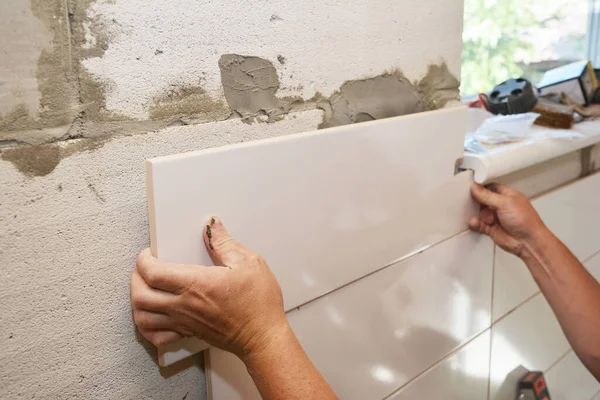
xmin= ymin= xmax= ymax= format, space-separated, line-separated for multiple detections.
xmin=488 ymin=78 xmax=537 ymax=115
xmin=518 ymin=370 xmax=551 ymax=400
xmin=475 ymin=77 xmax=576 ymax=129
xmin=532 ymin=99 xmax=575 ymax=129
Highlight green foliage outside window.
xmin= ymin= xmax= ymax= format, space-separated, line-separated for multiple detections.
xmin=461 ymin=0 xmax=586 ymax=95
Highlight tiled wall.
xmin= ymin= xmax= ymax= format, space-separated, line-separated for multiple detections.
xmin=207 ymin=170 xmax=600 ymax=399
xmin=389 ymin=172 xmax=600 ymax=399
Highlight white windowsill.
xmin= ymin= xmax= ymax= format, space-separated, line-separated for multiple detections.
xmin=459 ymin=109 xmax=600 ymax=184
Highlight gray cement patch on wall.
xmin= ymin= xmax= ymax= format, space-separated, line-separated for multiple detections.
xmin=0 ymin=0 xmax=78 ymax=143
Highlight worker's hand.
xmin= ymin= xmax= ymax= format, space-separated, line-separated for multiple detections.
xmin=130 ymin=217 xmax=288 ymax=360
xmin=469 ymin=183 xmax=547 ymax=257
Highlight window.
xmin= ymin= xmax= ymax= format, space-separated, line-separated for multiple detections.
xmin=461 ymin=0 xmax=599 ymax=95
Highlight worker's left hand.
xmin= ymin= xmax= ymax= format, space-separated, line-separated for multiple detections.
xmin=130 ymin=217 xmax=288 ymax=360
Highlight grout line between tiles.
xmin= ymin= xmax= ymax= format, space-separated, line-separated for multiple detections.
xmin=382 ymin=328 xmax=492 ymax=399
xmin=491 ymin=245 xmax=600 ymax=326
xmin=544 ymin=349 xmax=573 ymax=374
xmin=487 ymin=244 xmax=497 ymax=400
xmin=290 ymin=228 xmax=471 ymax=313
xmin=582 ymin=247 xmax=600 ymax=264
xmin=492 ymin=291 xmax=542 ymax=327
xmin=529 ymin=170 xmax=600 ymax=202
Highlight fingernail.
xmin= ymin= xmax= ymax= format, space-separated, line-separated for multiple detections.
xmin=206 ymin=225 xmax=214 ymax=251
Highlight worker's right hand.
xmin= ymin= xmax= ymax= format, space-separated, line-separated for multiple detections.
xmin=469 ymin=183 xmax=548 ymax=258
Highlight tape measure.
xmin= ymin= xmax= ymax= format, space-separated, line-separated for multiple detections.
xmin=519 ymin=371 xmax=551 ymax=400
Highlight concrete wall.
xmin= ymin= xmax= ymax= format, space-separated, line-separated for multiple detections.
xmin=0 ymin=0 xmax=465 ymax=398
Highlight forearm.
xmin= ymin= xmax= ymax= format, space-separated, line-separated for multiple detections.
xmin=241 ymin=324 xmax=339 ymax=400
xmin=521 ymin=228 xmax=600 ymax=379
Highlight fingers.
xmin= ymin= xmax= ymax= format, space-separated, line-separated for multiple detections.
xmin=480 ymin=207 xmax=496 ymax=225
xmin=204 ymin=217 xmax=249 ymax=267
xmin=487 ymin=183 xmax=514 ymax=195
xmin=468 ymin=217 xmax=491 ymax=236
xmin=136 ymin=249 xmax=195 ymax=293
xmin=131 ymin=269 xmax=178 ymax=312
xmin=468 ymin=217 xmax=518 ymax=254
xmin=470 ymin=183 xmax=505 ymax=209
xmin=139 ymin=329 xmax=183 ymax=347
xmin=132 ymin=310 xmax=192 ymax=335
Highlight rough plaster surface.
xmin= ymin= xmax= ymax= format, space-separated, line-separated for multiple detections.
xmin=0 ymin=0 xmax=77 ymax=144
xmin=0 ymin=0 xmax=50 ymax=117
xmin=0 ymin=0 xmax=466 ymax=396
xmin=80 ymin=0 xmax=463 ymax=121
xmin=0 ymin=110 xmax=323 ymax=399
xmin=0 ymin=0 xmax=463 ymax=141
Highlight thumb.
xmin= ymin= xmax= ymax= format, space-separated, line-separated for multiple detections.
xmin=203 ymin=217 xmax=248 ymax=268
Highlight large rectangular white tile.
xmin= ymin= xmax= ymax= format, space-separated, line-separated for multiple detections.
xmin=592 ymin=391 xmax=600 ymax=400
xmin=545 ymin=351 xmax=600 ymax=400
xmin=388 ymin=330 xmax=491 ymax=400
xmin=535 ymin=172 xmax=600 ymax=262
xmin=208 ymin=231 xmax=494 ymax=400
xmin=492 ymin=172 xmax=600 ymax=322
xmin=147 ymin=108 xmax=471 ymax=365
xmin=489 ymin=294 xmax=570 ymax=400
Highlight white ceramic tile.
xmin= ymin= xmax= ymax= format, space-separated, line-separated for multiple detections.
xmin=585 ymin=251 xmax=600 ymax=281
xmin=388 ymin=330 xmax=491 ymax=400
xmin=591 ymin=391 xmax=600 ymax=400
xmin=535 ymin=172 xmax=600 ymax=262
xmin=492 ymin=248 xmax=538 ymax=322
xmin=489 ymin=294 xmax=570 ymax=400
xmin=208 ymin=231 xmax=494 ymax=400
xmin=492 ymin=172 xmax=600 ymax=322
xmin=205 ymin=350 xmax=261 ymax=400
xmin=146 ymin=108 xmax=471 ymax=365
xmin=545 ymin=351 xmax=600 ymax=400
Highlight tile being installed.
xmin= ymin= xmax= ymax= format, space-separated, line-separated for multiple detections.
xmin=388 ymin=330 xmax=491 ymax=400
xmin=489 ymin=294 xmax=570 ymax=400
xmin=492 ymin=172 xmax=600 ymax=322
xmin=544 ymin=351 xmax=600 ymax=400
xmin=146 ymin=108 xmax=471 ymax=366
xmin=208 ymin=231 xmax=494 ymax=400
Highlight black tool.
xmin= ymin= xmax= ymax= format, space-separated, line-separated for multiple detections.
xmin=488 ymin=78 xmax=537 ymax=115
